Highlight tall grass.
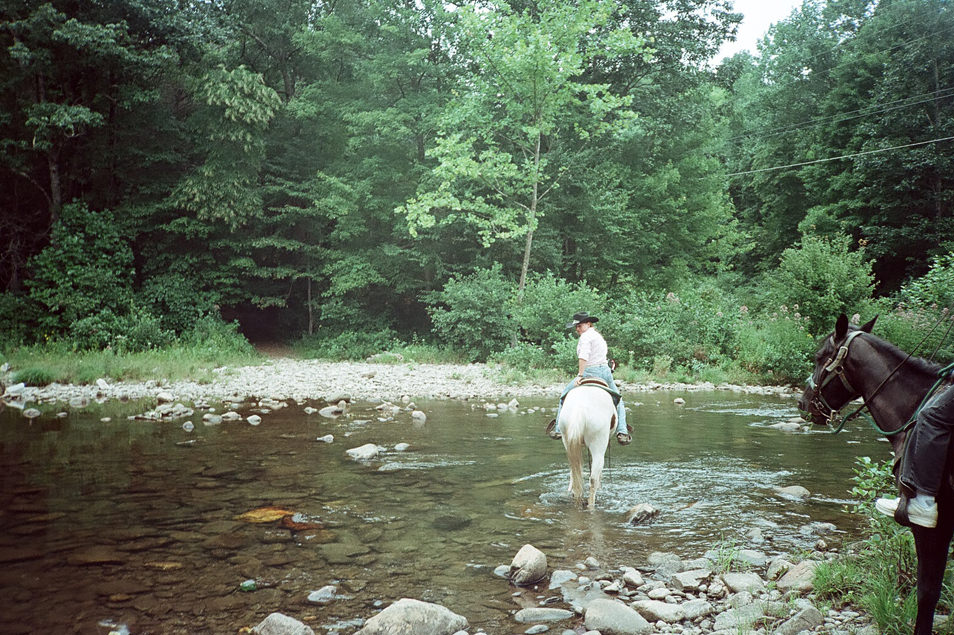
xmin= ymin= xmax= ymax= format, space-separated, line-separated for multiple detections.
xmin=812 ymin=456 xmax=954 ymax=634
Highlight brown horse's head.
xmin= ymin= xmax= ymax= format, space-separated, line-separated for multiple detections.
xmin=798 ymin=313 xmax=877 ymax=426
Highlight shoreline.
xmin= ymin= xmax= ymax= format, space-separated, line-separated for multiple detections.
xmin=2 ymin=358 xmax=800 ymax=409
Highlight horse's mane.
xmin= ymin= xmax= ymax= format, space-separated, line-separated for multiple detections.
xmin=864 ymin=328 xmax=943 ymax=375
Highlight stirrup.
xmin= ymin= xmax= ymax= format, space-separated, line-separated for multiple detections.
xmin=617 ymin=432 xmax=632 ymax=445
xmin=545 ymin=419 xmax=561 ymax=439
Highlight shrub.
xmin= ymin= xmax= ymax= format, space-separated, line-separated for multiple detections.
xmin=764 ymin=235 xmax=874 ymax=337
xmin=735 ymin=307 xmax=816 ymax=384
xmin=871 ymin=301 xmax=954 ymax=363
xmin=510 ymin=273 xmax=607 ymax=353
xmin=69 ymin=308 xmax=175 ymax=352
xmin=180 ymin=315 xmax=255 ymax=357
xmin=605 ymin=283 xmax=740 ymax=370
xmin=425 ymin=264 xmax=514 ymax=361
xmin=490 ymin=341 xmax=552 ymax=370
xmin=140 ymin=272 xmax=219 ymax=335
xmin=26 ymin=202 xmax=134 ymax=336
xmin=297 ymin=329 xmax=396 ymax=361
xmin=896 ymin=251 xmax=954 ymax=311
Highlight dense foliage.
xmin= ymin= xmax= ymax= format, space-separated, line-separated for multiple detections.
xmin=2 ymin=0 xmax=953 ymax=382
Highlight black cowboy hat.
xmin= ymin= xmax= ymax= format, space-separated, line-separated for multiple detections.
xmin=566 ymin=312 xmax=599 ymax=329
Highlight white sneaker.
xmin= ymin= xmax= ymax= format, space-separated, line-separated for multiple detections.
xmin=875 ymin=496 xmax=938 ymax=528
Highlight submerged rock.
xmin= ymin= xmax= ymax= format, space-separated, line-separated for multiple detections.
xmin=355 ymin=598 xmax=467 ymax=635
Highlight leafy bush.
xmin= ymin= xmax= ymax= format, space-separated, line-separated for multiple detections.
xmin=764 ymin=235 xmax=874 ymax=337
xmin=69 ymin=309 xmax=175 ymax=352
xmin=297 ymin=329 xmax=396 ymax=361
xmin=510 ymin=273 xmax=607 ymax=352
xmin=605 ymin=283 xmax=740 ymax=370
xmin=870 ymin=301 xmax=954 ymax=364
xmin=425 ymin=264 xmax=514 ymax=361
xmin=896 ymin=251 xmax=954 ymax=311
xmin=179 ymin=315 xmax=256 ymax=358
xmin=140 ymin=272 xmax=219 ymax=335
xmin=26 ymin=202 xmax=135 ymax=336
xmin=490 ymin=341 xmax=552 ymax=369
xmin=735 ymin=307 xmax=816 ymax=384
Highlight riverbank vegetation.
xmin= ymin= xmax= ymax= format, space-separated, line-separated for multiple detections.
xmin=2 ymin=0 xmax=953 ymax=388
xmin=813 ymin=457 xmax=947 ymax=634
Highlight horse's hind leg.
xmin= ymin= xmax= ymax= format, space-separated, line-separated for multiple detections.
xmin=912 ymin=519 xmax=954 ymax=635
xmin=587 ymin=449 xmax=605 ymax=510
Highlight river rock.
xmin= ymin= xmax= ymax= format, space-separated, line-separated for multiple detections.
xmin=510 ymin=544 xmax=547 ymax=586
xmin=549 ymin=569 xmax=577 ymax=589
xmin=776 ymin=485 xmax=810 ymax=499
xmin=307 ymin=585 xmax=337 ymax=604
xmin=251 ymin=612 xmax=314 ymax=635
xmin=583 ymin=598 xmax=651 ymax=634
xmin=346 ymin=443 xmax=383 ymax=461
xmin=713 ymin=600 xmax=784 ymax=631
xmin=776 ymin=560 xmax=818 ymax=593
xmin=514 ymin=607 xmax=574 ymax=623
xmin=411 ymin=410 xmax=426 ymax=421
xmin=626 ymin=502 xmax=660 ymax=525
xmin=775 ymin=605 xmax=824 ymax=634
xmin=157 ymin=391 xmax=174 ymax=403
xmin=247 ymin=414 xmax=262 ymax=425
xmin=23 ymin=408 xmax=41 ymax=419
xmin=621 ymin=567 xmax=644 ymax=588
xmin=721 ymin=571 xmax=765 ymax=594
xmin=671 ymin=568 xmax=711 ymax=591
xmin=632 ymin=599 xmax=686 ymax=623
xmin=356 ymin=598 xmax=467 ymax=635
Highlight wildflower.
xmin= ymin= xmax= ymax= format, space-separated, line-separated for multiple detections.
xmin=740 ymin=305 xmax=749 ymax=314
xmin=852 ymin=313 xmax=861 ymax=324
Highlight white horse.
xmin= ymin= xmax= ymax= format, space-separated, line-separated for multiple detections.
xmin=559 ymin=384 xmax=617 ymax=509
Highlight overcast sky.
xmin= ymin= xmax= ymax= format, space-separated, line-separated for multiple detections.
xmin=715 ymin=0 xmax=804 ymax=60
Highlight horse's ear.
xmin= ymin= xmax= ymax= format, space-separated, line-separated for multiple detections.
xmin=860 ymin=314 xmax=878 ymax=333
xmin=834 ymin=314 xmax=849 ymax=340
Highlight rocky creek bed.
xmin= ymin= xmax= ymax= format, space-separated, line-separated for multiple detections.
xmin=1 ymin=359 xmax=878 ymax=635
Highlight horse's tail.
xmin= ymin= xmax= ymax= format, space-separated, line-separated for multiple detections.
xmin=564 ymin=415 xmax=585 ymax=502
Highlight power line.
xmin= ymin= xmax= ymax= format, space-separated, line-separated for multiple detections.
xmin=727 ymin=86 xmax=954 ymax=143
xmin=725 ymin=134 xmax=954 ymax=177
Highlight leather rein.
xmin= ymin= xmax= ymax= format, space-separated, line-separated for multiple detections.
xmin=808 ymin=330 xmax=953 ymax=436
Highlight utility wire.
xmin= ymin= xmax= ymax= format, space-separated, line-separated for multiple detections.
xmin=725 ymin=134 xmax=954 ymax=177
xmin=727 ymin=87 xmax=954 ymax=143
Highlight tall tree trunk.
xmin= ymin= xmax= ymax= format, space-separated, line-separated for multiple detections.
xmin=517 ymin=131 xmax=543 ymax=297
xmin=307 ymin=277 xmax=313 ymax=335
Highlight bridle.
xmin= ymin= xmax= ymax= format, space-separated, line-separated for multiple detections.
xmin=805 ymin=330 xmax=866 ymax=429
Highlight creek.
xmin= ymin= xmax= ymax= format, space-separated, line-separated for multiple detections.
xmin=0 ymin=389 xmax=888 ymax=634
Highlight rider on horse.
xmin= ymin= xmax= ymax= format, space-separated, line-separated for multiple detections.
xmin=876 ymin=383 xmax=954 ymax=528
xmin=546 ymin=312 xmax=631 ymax=445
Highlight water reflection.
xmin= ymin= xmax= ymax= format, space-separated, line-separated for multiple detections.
xmin=0 ymin=391 xmax=887 ymax=633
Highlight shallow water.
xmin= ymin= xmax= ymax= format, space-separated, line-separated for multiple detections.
xmin=0 ymin=390 xmax=890 ymax=634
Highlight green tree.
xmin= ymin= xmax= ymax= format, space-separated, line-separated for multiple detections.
xmin=400 ymin=0 xmax=649 ymax=295
xmin=765 ymin=235 xmax=874 ymax=336
xmin=26 ymin=202 xmax=134 ymax=336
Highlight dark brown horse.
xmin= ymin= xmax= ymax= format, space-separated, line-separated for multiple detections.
xmin=798 ymin=313 xmax=952 ymax=635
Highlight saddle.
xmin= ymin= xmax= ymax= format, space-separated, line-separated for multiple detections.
xmin=563 ymin=377 xmax=622 ymax=407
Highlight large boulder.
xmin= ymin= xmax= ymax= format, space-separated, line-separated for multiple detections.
xmin=355 ymin=598 xmax=467 ymax=635
xmin=509 ymin=544 xmax=547 ymax=586
xmin=583 ymin=598 xmax=652 ymax=634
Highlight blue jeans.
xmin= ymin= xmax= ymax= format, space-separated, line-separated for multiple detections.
xmin=556 ymin=364 xmax=627 ymax=436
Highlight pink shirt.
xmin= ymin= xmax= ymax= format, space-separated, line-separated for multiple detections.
xmin=577 ymin=328 xmax=608 ymax=367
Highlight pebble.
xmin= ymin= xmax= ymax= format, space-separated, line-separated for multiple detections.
xmin=1 ymin=360 xmax=798 ymax=409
